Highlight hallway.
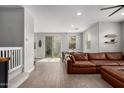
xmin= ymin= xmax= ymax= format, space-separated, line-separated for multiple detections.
xmin=19 ymin=62 xmax=112 ymax=88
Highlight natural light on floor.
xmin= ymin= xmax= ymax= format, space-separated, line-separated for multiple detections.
xmin=37 ymin=58 xmax=61 ymax=63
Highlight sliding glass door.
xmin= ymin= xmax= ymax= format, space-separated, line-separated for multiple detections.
xmin=45 ymin=36 xmax=52 ymax=57
xmin=45 ymin=36 xmax=61 ymax=58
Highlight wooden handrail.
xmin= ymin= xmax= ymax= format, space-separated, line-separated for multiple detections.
xmin=0 ymin=58 xmax=10 ymax=63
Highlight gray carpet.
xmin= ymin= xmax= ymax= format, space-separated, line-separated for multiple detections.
xmin=19 ymin=61 xmax=112 ymax=88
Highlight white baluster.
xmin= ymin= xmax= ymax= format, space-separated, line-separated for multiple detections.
xmin=18 ymin=49 xmax=20 ymax=66
xmin=17 ymin=50 xmax=19 ymax=66
xmin=5 ymin=50 xmax=8 ymax=69
xmin=11 ymin=50 xmax=13 ymax=69
xmin=20 ymin=48 xmax=22 ymax=66
xmin=13 ymin=50 xmax=16 ymax=68
xmin=0 ymin=47 xmax=23 ymax=73
xmin=13 ymin=49 xmax=16 ymax=68
xmin=16 ymin=50 xmax=18 ymax=66
xmin=5 ymin=50 xmax=7 ymax=58
xmin=0 ymin=50 xmax=1 ymax=57
xmin=8 ymin=50 xmax=11 ymax=70
xmin=3 ymin=50 xmax=5 ymax=58
xmin=19 ymin=50 xmax=21 ymax=65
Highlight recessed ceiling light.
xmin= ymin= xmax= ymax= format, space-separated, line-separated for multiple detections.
xmin=76 ymin=12 xmax=82 ymax=16
xmin=121 ymin=13 xmax=124 ymax=16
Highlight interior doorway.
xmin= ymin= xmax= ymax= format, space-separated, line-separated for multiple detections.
xmin=45 ymin=36 xmax=61 ymax=58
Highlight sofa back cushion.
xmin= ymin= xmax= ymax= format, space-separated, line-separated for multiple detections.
xmin=71 ymin=53 xmax=88 ymax=61
xmin=88 ymin=53 xmax=106 ymax=60
xmin=106 ymin=52 xmax=123 ymax=60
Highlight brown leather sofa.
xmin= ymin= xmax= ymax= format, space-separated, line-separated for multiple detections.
xmin=67 ymin=52 xmax=124 ymax=74
xmin=101 ymin=66 xmax=124 ymax=88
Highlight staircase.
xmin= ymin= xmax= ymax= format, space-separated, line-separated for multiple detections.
xmin=0 ymin=47 xmax=29 ymax=88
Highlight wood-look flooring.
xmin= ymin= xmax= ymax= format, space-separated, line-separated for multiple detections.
xmin=19 ymin=60 xmax=112 ymax=88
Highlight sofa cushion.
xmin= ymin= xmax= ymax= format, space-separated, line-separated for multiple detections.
xmin=91 ymin=60 xmax=119 ymax=66
xmin=101 ymin=66 xmax=124 ymax=83
xmin=72 ymin=61 xmax=96 ymax=67
xmin=119 ymin=62 xmax=124 ymax=66
xmin=106 ymin=52 xmax=123 ymax=60
xmin=88 ymin=53 xmax=106 ymax=60
xmin=117 ymin=60 xmax=124 ymax=65
xmin=72 ymin=53 xmax=88 ymax=61
xmin=110 ymin=60 xmax=124 ymax=66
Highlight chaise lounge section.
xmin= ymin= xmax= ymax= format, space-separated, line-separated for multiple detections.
xmin=101 ymin=66 xmax=124 ymax=88
xmin=67 ymin=52 xmax=124 ymax=74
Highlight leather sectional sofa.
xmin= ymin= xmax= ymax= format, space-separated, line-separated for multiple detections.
xmin=67 ymin=52 xmax=124 ymax=74
xmin=101 ymin=66 xmax=124 ymax=88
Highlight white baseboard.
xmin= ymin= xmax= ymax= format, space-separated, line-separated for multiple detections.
xmin=8 ymin=72 xmax=29 ymax=88
xmin=8 ymin=66 xmax=23 ymax=81
xmin=8 ymin=66 xmax=35 ymax=88
xmin=26 ymin=66 xmax=35 ymax=73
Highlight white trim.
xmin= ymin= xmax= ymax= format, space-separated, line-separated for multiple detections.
xmin=0 ymin=47 xmax=23 ymax=73
xmin=8 ymin=72 xmax=29 ymax=88
xmin=26 ymin=66 xmax=35 ymax=73
xmin=8 ymin=65 xmax=22 ymax=73
xmin=8 ymin=66 xmax=23 ymax=81
xmin=0 ymin=47 xmax=22 ymax=50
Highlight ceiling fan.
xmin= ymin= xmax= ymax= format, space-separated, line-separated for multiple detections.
xmin=100 ymin=5 xmax=124 ymax=17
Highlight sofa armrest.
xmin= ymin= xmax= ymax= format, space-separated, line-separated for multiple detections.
xmin=67 ymin=58 xmax=73 ymax=65
xmin=67 ymin=58 xmax=74 ymax=74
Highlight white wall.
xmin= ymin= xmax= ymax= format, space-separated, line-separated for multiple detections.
xmin=83 ymin=23 xmax=99 ymax=52
xmin=67 ymin=33 xmax=82 ymax=52
xmin=34 ymin=33 xmax=45 ymax=58
xmin=24 ymin=9 xmax=34 ymax=72
xmin=34 ymin=33 xmax=82 ymax=58
xmin=121 ymin=22 xmax=124 ymax=53
xmin=83 ymin=22 xmax=122 ymax=53
xmin=99 ymin=22 xmax=122 ymax=52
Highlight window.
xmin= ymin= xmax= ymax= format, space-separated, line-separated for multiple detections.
xmin=69 ymin=36 xmax=76 ymax=49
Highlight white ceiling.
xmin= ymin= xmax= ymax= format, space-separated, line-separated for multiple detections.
xmin=24 ymin=5 xmax=124 ymax=33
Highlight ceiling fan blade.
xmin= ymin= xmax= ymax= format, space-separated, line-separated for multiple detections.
xmin=108 ymin=6 xmax=123 ymax=17
xmin=101 ymin=5 xmax=121 ymax=10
